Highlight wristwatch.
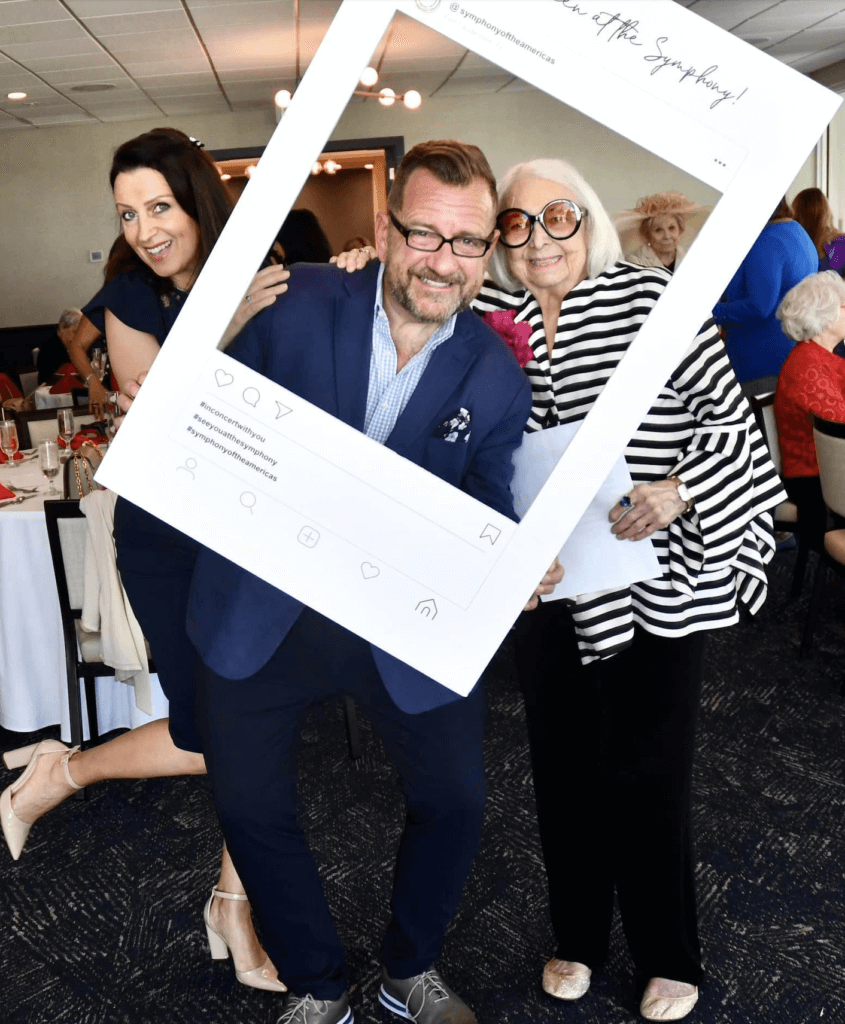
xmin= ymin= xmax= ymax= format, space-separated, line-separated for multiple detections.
xmin=670 ymin=476 xmax=694 ymax=514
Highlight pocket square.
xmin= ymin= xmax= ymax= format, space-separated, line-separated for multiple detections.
xmin=433 ymin=408 xmax=471 ymax=443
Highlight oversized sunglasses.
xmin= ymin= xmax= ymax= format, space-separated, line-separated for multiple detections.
xmin=496 ymin=199 xmax=587 ymax=248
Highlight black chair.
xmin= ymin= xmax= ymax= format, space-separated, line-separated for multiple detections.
xmin=749 ymin=392 xmax=813 ymax=597
xmin=800 ymin=416 xmax=845 ymax=692
xmin=14 ymin=405 xmax=98 ymax=449
xmin=43 ymin=500 xmax=158 ymax=774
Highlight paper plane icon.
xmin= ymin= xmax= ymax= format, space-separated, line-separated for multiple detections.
xmin=275 ymin=401 xmax=292 ymax=419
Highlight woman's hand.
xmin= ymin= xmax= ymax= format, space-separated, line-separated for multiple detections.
xmin=221 ymin=265 xmax=290 ymax=348
xmin=87 ymin=376 xmax=108 ymax=419
xmin=524 ymin=558 xmax=564 ymax=611
xmin=114 ymin=371 xmax=147 ymax=424
xmin=331 ymin=246 xmax=377 ymax=273
xmin=609 ymin=479 xmax=689 ymax=541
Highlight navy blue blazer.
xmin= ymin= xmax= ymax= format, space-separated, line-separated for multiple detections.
xmin=187 ymin=261 xmax=531 ymax=713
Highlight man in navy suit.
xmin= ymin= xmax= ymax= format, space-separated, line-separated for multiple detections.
xmin=188 ymin=140 xmax=561 ymax=1024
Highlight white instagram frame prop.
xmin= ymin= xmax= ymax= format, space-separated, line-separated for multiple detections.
xmin=99 ymin=0 xmax=840 ymax=693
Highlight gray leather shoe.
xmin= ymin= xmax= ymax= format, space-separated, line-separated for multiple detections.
xmin=378 ymin=967 xmax=477 ymax=1023
xmin=276 ymin=992 xmax=353 ymax=1024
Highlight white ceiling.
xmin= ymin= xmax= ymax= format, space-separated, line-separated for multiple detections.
xmin=1 ymin=0 xmax=844 ymax=131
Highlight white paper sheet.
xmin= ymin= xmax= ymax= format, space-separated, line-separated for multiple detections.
xmin=97 ymin=0 xmax=841 ymax=695
xmin=511 ymin=423 xmax=660 ymax=600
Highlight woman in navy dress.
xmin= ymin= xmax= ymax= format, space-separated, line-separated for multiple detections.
xmin=1 ymin=128 xmax=289 ymax=990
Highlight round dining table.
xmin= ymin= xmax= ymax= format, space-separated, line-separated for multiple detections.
xmin=0 ymin=451 xmax=168 ymax=741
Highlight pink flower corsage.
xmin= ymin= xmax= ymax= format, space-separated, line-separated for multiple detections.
xmin=482 ymin=309 xmax=534 ymax=368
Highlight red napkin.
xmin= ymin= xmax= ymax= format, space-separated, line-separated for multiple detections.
xmin=49 ymin=364 xmax=84 ymax=395
xmin=0 ymin=373 xmax=22 ymax=402
xmin=57 ymin=425 xmax=106 ymax=451
xmin=0 ymin=449 xmax=23 ymax=465
xmin=0 ymin=483 xmax=14 ymax=500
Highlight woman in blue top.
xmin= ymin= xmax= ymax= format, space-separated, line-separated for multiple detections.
xmin=1 ymin=128 xmax=290 ymax=991
xmin=713 ymin=197 xmax=817 ymax=395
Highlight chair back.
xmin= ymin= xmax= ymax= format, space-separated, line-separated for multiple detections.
xmin=813 ymin=415 xmax=845 ymax=518
xmin=15 ymin=407 xmax=98 ymax=449
xmin=749 ymin=392 xmax=782 ymax=474
xmin=18 ymin=370 xmax=39 ymax=398
xmin=43 ymin=500 xmax=87 ymax=620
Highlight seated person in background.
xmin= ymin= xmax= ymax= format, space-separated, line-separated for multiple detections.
xmin=714 ymin=197 xmax=817 ymax=397
xmin=37 ymin=308 xmax=83 ymax=384
xmin=274 ymin=207 xmax=333 ymax=266
xmin=775 ymin=270 xmax=845 ymax=543
xmin=614 ymin=190 xmax=707 ymax=273
xmin=342 ymin=234 xmax=373 ymax=253
xmin=67 ymin=315 xmax=108 ymax=417
xmin=791 ymin=187 xmax=845 ymax=274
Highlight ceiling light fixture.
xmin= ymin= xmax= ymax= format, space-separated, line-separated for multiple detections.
xmin=353 ymin=87 xmax=422 ymax=111
xmin=360 ymin=66 xmax=379 ymax=87
xmin=7 ymin=91 xmax=27 ymax=100
xmin=274 ymin=89 xmax=292 ymax=109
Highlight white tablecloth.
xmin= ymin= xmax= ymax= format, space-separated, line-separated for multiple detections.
xmin=33 ymin=385 xmax=74 ymax=410
xmin=0 ymin=456 xmax=168 ymax=741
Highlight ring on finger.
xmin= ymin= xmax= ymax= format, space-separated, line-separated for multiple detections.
xmin=620 ymin=495 xmax=633 ymax=510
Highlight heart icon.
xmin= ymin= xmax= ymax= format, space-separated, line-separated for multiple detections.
xmin=361 ymin=562 xmax=380 ymax=580
xmin=215 ymin=369 xmax=234 ymax=387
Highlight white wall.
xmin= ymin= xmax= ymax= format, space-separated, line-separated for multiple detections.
xmin=0 ymin=83 xmax=827 ymax=327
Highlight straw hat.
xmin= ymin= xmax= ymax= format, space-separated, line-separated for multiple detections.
xmin=614 ymin=191 xmax=709 ymax=254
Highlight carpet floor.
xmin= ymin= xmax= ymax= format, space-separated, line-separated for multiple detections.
xmin=1 ymin=546 xmax=842 ymax=1024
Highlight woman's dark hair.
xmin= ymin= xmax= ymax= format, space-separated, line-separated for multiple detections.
xmin=275 ymin=208 xmax=333 ymax=265
xmin=105 ymin=128 xmax=232 ymax=290
xmin=770 ymin=196 xmax=793 ymax=222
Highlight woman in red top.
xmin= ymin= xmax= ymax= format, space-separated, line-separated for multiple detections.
xmin=775 ymin=270 xmax=845 ymax=541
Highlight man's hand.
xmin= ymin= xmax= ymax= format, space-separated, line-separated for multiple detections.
xmin=331 ymin=246 xmax=377 ymax=272
xmin=524 ymin=558 xmax=564 ymax=611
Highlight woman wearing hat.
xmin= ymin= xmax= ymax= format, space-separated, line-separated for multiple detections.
xmin=615 ymin=191 xmax=708 ymax=273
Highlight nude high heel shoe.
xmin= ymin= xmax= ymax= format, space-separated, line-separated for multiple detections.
xmin=203 ymin=887 xmax=287 ymax=992
xmin=1 ymin=740 xmax=83 ymax=860
xmin=640 ymin=978 xmax=699 ymax=1020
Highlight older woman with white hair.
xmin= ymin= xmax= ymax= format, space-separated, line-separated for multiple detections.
xmin=334 ymin=155 xmax=784 ymax=1020
xmin=775 ymin=270 xmax=845 ymax=542
xmin=614 ymin=191 xmax=708 ymax=273
xmin=476 ymin=158 xmax=783 ymax=1021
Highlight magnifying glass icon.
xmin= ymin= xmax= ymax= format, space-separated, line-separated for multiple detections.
xmin=240 ymin=491 xmax=257 ymax=514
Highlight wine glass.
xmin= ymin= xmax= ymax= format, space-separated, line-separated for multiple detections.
xmin=38 ymin=440 xmax=61 ymax=495
xmin=0 ymin=421 xmax=19 ymax=470
xmin=57 ymin=408 xmax=74 ymax=460
xmin=90 ymin=350 xmax=106 ymax=382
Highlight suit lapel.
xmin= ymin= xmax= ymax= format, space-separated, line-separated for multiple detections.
xmin=386 ymin=316 xmax=480 ymax=456
xmin=332 ymin=261 xmax=380 ymax=430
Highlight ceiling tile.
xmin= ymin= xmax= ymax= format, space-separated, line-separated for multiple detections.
xmin=0 ymin=19 xmax=89 ymax=46
xmin=81 ymin=10 xmax=189 ymax=37
xmin=2 ymin=36 xmax=103 ymax=60
xmin=40 ymin=66 xmax=128 ymax=85
xmin=682 ymin=1 xmax=787 ymax=32
xmin=189 ymin=2 xmax=289 ymax=29
xmin=0 ymin=1 xmax=70 ymax=29
xmin=122 ymin=58 xmax=211 ymax=76
xmin=67 ymin=1 xmax=181 ymax=16
xmin=23 ymin=53 xmax=120 ymax=72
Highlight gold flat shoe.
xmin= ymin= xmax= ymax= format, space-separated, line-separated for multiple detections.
xmin=1 ymin=740 xmax=82 ymax=860
xmin=542 ymin=958 xmax=591 ymax=1000
xmin=640 ymin=979 xmax=699 ymax=1020
xmin=203 ymin=887 xmax=287 ymax=992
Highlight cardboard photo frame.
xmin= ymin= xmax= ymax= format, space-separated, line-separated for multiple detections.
xmin=98 ymin=0 xmax=841 ymax=693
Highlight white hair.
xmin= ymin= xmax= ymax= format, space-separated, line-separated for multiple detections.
xmin=777 ymin=271 xmax=845 ymax=342
xmin=58 ymin=308 xmax=83 ymax=331
xmin=488 ymin=158 xmax=622 ymax=291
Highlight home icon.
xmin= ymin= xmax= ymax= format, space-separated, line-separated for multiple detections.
xmin=415 ymin=599 xmax=438 ymax=619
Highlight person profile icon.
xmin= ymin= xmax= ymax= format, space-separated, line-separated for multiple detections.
xmin=177 ymin=457 xmax=197 ymax=479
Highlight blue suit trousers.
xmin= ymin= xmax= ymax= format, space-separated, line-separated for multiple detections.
xmin=196 ymin=607 xmax=487 ymax=999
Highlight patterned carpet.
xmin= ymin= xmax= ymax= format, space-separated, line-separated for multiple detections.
xmin=1 ymin=546 xmax=843 ymax=1024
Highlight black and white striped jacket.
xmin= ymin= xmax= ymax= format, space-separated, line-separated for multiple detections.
xmin=474 ymin=262 xmax=786 ymax=663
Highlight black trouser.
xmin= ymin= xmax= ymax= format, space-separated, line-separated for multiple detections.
xmin=515 ymin=602 xmax=705 ymax=986
xmin=196 ymin=607 xmax=487 ymax=1000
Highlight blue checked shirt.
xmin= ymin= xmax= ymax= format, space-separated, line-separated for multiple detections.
xmin=364 ymin=264 xmax=457 ymax=444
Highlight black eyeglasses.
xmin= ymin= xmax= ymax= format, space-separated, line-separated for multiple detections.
xmin=389 ymin=212 xmax=495 ymax=258
xmin=496 ymin=198 xmax=587 ymax=248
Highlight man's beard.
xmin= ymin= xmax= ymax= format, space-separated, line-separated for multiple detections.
xmin=385 ymin=264 xmax=476 ymax=324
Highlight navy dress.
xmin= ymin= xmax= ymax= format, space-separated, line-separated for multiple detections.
xmin=85 ymin=272 xmax=203 ymax=752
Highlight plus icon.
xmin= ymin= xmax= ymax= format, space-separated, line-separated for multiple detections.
xmin=297 ymin=526 xmax=320 ymax=548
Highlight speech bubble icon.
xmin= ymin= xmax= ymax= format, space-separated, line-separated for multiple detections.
xmin=243 ymin=387 xmax=260 ymax=407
